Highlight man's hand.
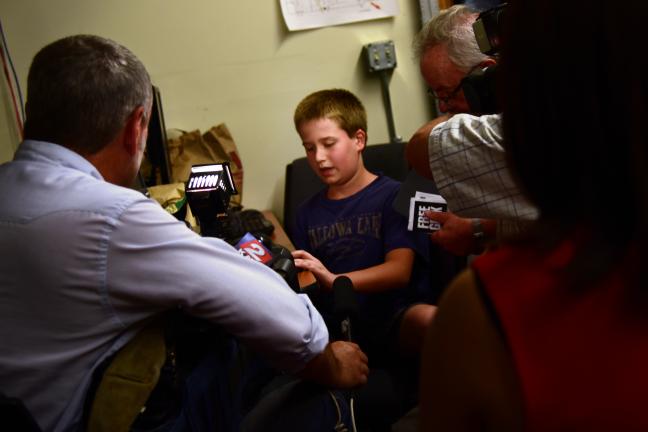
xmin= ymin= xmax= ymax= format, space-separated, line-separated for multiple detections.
xmin=425 ymin=211 xmax=480 ymax=256
xmin=299 ymin=341 xmax=369 ymax=389
xmin=292 ymin=250 xmax=336 ymax=290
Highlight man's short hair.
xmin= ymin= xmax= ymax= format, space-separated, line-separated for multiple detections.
xmin=24 ymin=34 xmax=152 ymax=155
xmin=412 ymin=5 xmax=491 ymax=71
xmin=294 ymin=89 xmax=367 ymax=140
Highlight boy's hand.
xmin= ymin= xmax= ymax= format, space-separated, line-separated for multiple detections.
xmin=292 ymin=250 xmax=336 ymax=290
xmin=299 ymin=341 xmax=369 ymax=389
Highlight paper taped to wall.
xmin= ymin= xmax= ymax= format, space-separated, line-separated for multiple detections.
xmin=280 ymin=0 xmax=399 ymax=31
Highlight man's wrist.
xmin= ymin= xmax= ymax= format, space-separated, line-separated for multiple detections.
xmin=472 ymin=218 xmax=498 ymax=252
xmin=472 ymin=218 xmax=486 ymax=251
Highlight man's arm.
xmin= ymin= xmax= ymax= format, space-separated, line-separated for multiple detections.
xmin=405 ymin=115 xmax=451 ymax=179
xmin=406 ymin=115 xmax=500 ymax=256
xmin=108 ymin=200 xmax=334 ymax=374
xmin=408 ymin=114 xmax=530 ymax=254
xmin=426 ymin=113 xmax=537 ymax=221
xmin=292 ymin=247 xmax=414 ymax=293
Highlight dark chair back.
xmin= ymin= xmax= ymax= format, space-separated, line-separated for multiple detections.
xmin=283 ymin=142 xmax=409 ymax=239
xmin=0 ymin=393 xmax=42 ymax=432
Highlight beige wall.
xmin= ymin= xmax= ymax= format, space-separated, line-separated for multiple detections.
xmin=0 ymin=66 xmax=20 ymax=162
xmin=0 ymin=0 xmax=432 ymax=220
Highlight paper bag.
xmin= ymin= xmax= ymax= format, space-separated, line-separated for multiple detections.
xmin=202 ymin=124 xmax=244 ymax=206
xmin=167 ymin=123 xmax=244 ymax=207
xmin=147 ymin=182 xmax=198 ymax=231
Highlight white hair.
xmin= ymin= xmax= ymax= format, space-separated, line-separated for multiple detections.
xmin=412 ymin=5 xmax=491 ymax=71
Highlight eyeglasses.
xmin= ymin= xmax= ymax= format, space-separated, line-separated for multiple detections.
xmin=427 ymin=82 xmax=464 ymax=104
xmin=427 ymin=64 xmax=482 ymax=104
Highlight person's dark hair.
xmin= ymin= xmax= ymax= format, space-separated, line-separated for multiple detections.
xmin=294 ymin=88 xmax=368 ymax=141
xmin=24 ymin=35 xmax=152 ymax=155
xmin=500 ymin=0 xmax=647 ymax=288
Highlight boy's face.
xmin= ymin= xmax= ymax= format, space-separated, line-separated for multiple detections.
xmin=298 ymin=117 xmax=365 ymax=188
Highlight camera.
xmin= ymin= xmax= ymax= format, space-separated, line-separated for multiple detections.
xmin=185 ymin=162 xmax=238 ymax=238
xmin=473 ymin=2 xmax=507 ymax=56
xmin=185 ymin=162 xmax=300 ymax=292
xmin=461 ymin=3 xmax=507 ymax=115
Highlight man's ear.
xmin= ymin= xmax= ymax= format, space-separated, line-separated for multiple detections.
xmin=354 ymin=129 xmax=367 ymax=151
xmin=122 ymin=106 xmax=147 ymax=156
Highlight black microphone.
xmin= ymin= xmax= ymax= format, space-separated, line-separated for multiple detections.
xmin=332 ymin=276 xmax=358 ymax=341
xmin=269 ymin=244 xmax=299 ymax=293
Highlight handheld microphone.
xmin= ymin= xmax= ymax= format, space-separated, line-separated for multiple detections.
xmin=333 ymin=276 xmax=361 ymax=432
xmin=332 ymin=276 xmax=358 ymax=342
xmin=235 ymin=232 xmax=274 ymax=264
xmin=235 ymin=233 xmax=300 ymax=293
xmin=269 ymin=244 xmax=300 ymax=293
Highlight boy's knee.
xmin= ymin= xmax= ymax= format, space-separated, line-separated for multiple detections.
xmin=405 ymin=304 xmax=437 ymax=329
xmin=398 ymin=304 xmax=437 ymax=353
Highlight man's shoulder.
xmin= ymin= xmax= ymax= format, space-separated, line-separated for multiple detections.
xmin=433 ymin=113 xmax=501 ymax=132
xmin=49 ymin=167 xmax=149 ymax=215
xmin=430 ymin=113 xmax=503 ymax=151
xmin=11 ymin=140 xmax=148 ymax=207
xmin=0 ymin=158 xmax=149 ymax=224
xmin=87 ymin=180 xmax=152 ymax=213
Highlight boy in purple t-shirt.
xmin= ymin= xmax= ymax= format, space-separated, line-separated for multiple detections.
xmin=291 ymin=89 xmax=436 ymax=365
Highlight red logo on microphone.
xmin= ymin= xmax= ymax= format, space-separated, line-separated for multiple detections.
xmin=235 ymin=233 xmax=273 ymax=264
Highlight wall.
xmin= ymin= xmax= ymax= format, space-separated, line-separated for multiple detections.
xmin=0 ymin=66 xmax=20 ymax=162
xmin=0 ymin=0 xmax=432 ymax=221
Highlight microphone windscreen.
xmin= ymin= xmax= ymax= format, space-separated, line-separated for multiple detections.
xmin=333 ymin=276 xmax=358 ymax=318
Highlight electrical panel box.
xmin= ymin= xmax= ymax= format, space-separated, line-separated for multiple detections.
xmin=364 ymin=40 xmax=397 ymax=72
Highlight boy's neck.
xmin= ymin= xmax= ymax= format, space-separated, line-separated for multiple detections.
xmin=326 ymin=166 xmax=377 ymax=200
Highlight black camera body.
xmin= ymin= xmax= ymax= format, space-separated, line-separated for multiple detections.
xmin=462 ymin=3 xmax=507 ymax=115
xmin=473 ymin=3 xmax=507 ymax=56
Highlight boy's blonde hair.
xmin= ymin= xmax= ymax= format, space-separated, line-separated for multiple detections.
xmin=294 ymin=89 xmax=367 ymax=140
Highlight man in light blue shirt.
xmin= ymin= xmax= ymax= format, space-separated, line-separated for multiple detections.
xmin=0 ymin=35 xmax=368 ymax=431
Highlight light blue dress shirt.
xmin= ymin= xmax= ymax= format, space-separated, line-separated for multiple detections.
xmin=0 ymin=140 xmax=328 ymax=432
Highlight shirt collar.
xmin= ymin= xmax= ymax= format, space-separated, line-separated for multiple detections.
xmin=14 ymin=140 xmax=104 ymax=181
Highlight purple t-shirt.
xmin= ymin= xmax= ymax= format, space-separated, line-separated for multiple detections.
xmin=292 ymin=175 xmax=420 ymax=337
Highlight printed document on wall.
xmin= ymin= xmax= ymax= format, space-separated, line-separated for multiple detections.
xmin=280 ymin=0 xmax=399 ymax=31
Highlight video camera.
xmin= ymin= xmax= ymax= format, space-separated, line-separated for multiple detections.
xmin=185 ymin=163 xmax=299 ymax=292
xmin=461 ymin=2 xmax=507 ymax=115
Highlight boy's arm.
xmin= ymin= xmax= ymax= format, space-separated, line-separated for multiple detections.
xmin=347 ymin=248 xmax=414 ymax=293
xmin=292 ymin=247 xmax=414 ymax=293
